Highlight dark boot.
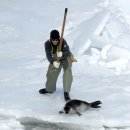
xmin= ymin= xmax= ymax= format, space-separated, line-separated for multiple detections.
xmin=39 ymin=88 xmax=52 ymax=94
xmin=64 ymin=92 xmax=71 ymax=102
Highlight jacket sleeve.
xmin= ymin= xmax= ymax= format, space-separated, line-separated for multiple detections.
xmin=45 ymin=41 xmax=54 ymax=64
xmin=61 ymin=39 xmax=72 ymax=59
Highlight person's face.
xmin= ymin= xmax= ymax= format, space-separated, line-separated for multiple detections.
xmin=51 ymin=39 xmax=59 ymax=45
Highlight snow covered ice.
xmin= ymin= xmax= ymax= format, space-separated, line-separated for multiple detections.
xmin=1 ymin=0 xmax=130 ymax=130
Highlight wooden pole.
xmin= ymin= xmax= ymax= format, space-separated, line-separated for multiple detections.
xmin=57 ymin=8 xmax=77 ymax=62
xmin=58 ymin=8 xmax=68 ymax=52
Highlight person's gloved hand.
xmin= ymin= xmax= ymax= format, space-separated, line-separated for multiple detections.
xmin=57 ymin=51 xmax=63 ymax=58
xmin=53 ymin=61 xmax=60 ymax=68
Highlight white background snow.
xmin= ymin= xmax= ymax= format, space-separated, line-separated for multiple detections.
xmin=1 ymin=0 xmax=130 ymax=130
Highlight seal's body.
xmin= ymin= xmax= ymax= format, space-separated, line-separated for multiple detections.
xmin=59 ymin=99 xmax=102 ymax=116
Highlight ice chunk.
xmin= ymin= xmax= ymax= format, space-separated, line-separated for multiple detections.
xmin=105 ymin=20 xmax=126 ymax=39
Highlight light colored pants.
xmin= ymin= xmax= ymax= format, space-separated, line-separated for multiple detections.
xmin=45 ymin=57 xmax=73 ymax=93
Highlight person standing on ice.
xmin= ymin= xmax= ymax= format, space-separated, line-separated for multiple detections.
xmin=39 ymin=30 xmax=73 ymax=101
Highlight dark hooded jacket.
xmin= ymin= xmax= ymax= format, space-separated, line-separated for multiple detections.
xmin=45 ymin=39 xmax=72 ymax=64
